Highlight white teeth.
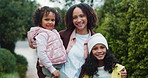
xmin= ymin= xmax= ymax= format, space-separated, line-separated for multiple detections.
xmin=96 ymin=53 xmax=103 ymax=56
xmin=97 ymin=54 xmax=103 ymax=56
xmin=77 ymin=23 xmax=83 ymax=26
xmin=46 ymin=24 xmax=53 ymax=26
xmin=46 ymin=25 xmax=52 ymax=27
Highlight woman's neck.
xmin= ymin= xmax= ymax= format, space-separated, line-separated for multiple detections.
xmin=76 ymin=28 xmax=89 ymax=35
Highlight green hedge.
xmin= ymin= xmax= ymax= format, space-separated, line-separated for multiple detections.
xmin=95 ymin=0 xmax=148 ymax=77
xmin=15 ymin=54 xmax=28 ymax=78
xmin=0 ymin=48 xmax=16 ymax=74
xmin=0 ymin=72 xmax=18 ymax=78
xmin=0 ymin=48 xmax=28 ymax=78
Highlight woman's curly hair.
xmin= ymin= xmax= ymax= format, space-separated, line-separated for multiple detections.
xmin=32 ymin=6 xmax=61 ymax=27
xmin=79 ymin=49 xmax=119 ymax=78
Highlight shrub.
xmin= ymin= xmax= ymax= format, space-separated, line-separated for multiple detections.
xmin=0 ymin=72 xmax=19 ymax=78
xmin=15 ymin=54 xmax=28 ymax=78
xmin=0 ymin=48 xmax=16 ymax=74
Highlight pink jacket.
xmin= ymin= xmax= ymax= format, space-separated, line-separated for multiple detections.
xmin=27 ymin=27 xmax=66 ymax=73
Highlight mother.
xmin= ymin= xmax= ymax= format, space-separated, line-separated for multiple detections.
xmin=59 ymin=3 xmax=97 ymax=78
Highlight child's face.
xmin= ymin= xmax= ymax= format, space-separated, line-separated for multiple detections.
xmin=72 ymin=7 xmax=88 ymax=31
xmin=92 ymin=43 xmax=106 ymax=60
xmin=41 ymin=12 xmax=55 ymax=30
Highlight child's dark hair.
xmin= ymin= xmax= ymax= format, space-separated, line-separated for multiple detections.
xmin=32 ymin=6 xmax=61 ymax=27
xmin=65 ymin=3 xmax=98 ymax=30
xmin=79 ymin=49 xmax=119 ymax=78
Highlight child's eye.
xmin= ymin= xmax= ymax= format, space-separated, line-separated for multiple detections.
xmin=51 ymin=19 xmax=55 ymax=21
xmin=92 ymin=47 xmax=98 ymax=50
xmin=100 ymin=46 xmax=105 ymax=49
xmin=45 ymin=19 xmax=49 ymax=21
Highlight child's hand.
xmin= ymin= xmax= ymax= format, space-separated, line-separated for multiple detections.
xmin=121 ymin=68 xmax=127 ymax=78
xmin=52 ymin=76 xmax=58 ymax=78
xmin=52 ymin=70 xmax=60 ymax=77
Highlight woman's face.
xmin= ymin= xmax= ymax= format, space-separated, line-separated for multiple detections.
xmin=72 ymin=7 xmax=88 ymax=31
xmin=92 ymin=44 xmax=106 ymax=60
xmin=41 ymin=12 xmax=55 ymax=30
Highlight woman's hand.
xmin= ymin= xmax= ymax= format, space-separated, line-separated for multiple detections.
xmin=121 ymin=68 xmax=127 ymax=78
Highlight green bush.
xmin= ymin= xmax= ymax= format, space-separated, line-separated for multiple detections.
xmin=15 ymin=54 xmax=28 ymax=78
xmin=0 ymin=49 xmax=28 ymax=78
xmin=95 ymin=0 xmax=148 ymax=77
xmin=0 ymin=72 xmax=19 ymax=78
xmin=0 ymin=48 xmax=16 ymax=74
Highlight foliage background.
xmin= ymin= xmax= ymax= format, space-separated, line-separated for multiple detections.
xmin=0 ymin=0 xmax=38 ymax=77
xmin=0 ymin=0 xmax=147 ymax=77
xmin=94 ymin=0 xmax=148 ymax=77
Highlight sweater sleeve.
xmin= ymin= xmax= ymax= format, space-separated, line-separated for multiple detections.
xmin=111 ymin=64 xmax=125 ymax=78
xmin=35 ymin=32 xmax=56 ymax=73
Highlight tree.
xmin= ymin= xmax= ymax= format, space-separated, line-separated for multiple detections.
xmin=54 ymin=7 xmax=67 ymax=31
xmin=50 ymin=0 xmax=102 ymax=9
xmin=95 ymin=0 xmax=130 ymax=63
xmin=126 ymin=0 xmax=148 ymax=77
xmin=95 ymin=0 xmax=148 ymax=77
xmin=0 ymin=0 xmax=38 ymax=52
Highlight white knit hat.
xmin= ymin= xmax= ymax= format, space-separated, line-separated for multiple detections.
xmin=87 ymin=33 xmax=108 ymax=54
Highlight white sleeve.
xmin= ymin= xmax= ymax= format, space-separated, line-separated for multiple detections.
xmin=35 ymin=32 xmax=56 ymax=73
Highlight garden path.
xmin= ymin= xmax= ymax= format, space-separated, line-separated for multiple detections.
xmin=15 ymin=40 xmax=38 ymax=78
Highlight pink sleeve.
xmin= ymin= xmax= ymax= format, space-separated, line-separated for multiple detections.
xmin=35 ymin=32 xmax=56 ymax=73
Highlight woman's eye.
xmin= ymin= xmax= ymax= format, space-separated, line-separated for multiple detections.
xmin=73 ymin=16 xmax=77 ymax=19
xmin=80 ymin=14 xmax=85 ymax=17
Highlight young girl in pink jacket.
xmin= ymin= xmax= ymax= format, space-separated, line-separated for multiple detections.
xmin=27 ymin=6 xmax=66 ymax=78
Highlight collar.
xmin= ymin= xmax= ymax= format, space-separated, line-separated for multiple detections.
xmin=70 ymin=29 xmax=92 ymax=41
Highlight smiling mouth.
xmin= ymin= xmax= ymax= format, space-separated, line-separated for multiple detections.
xmin=76 ymin=22 xmax=84 ymax=26
xmin=46 ymin=24 xmax=53 ymax=27
xmin=46 ymin=25 xmax=53 ymax=27
xmin=96 ymin=53 xmax=104 ymax=56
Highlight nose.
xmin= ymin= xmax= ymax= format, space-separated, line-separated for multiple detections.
xmin=48 ymin=20 xmax=52 ymax=23
xmin=47 ymin=21 xmax=53 ymax=26
xmin=76 ymin=17 xmax=81 ymax=22
xmin=96 ymin=48 xmax=102 ymax=53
